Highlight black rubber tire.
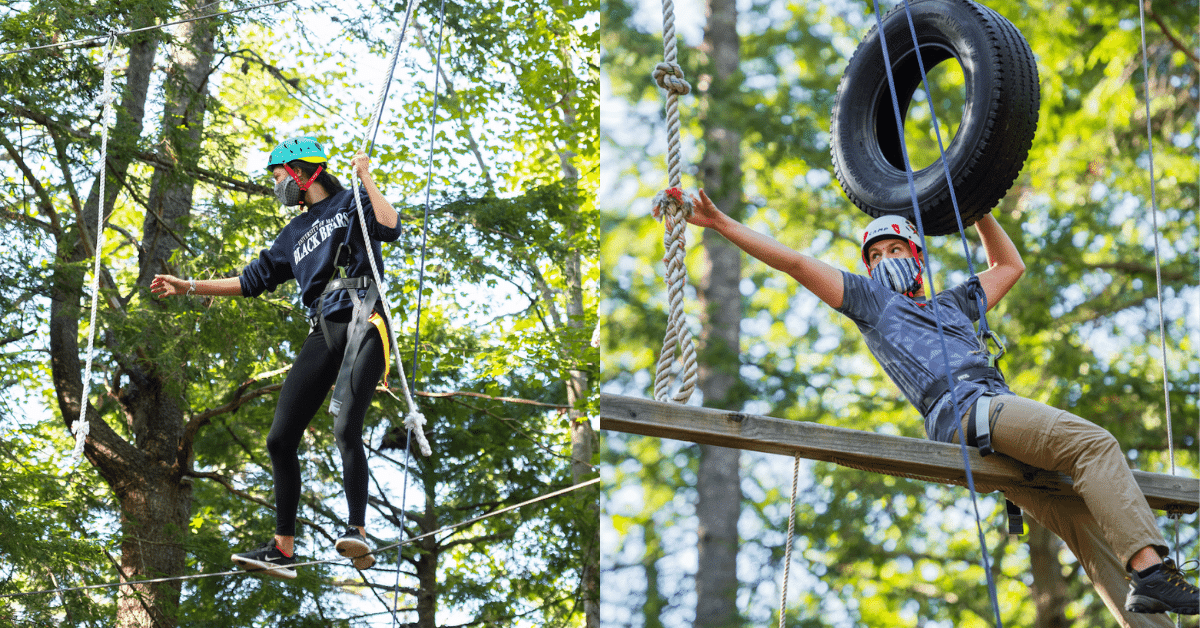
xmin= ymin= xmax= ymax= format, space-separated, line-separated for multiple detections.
xmin=831 ymin=0 xmax=1039 ymax=236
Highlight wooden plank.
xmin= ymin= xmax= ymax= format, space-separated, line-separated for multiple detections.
xmin=600 ymin=393 xmax=1198 ymax=514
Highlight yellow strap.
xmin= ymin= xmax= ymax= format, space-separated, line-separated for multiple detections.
xmin=368 ymin=312 xmax=391 ymax=387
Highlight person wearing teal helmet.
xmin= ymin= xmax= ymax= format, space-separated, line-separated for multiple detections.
xmin=151 ymin=137 xmax=402 ymax=579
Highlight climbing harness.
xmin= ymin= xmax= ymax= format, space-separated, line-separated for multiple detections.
xmin=71 ymin=32 xmax=119 ymax=468
xmin=649 ymin=0 xmax=698 ymax=405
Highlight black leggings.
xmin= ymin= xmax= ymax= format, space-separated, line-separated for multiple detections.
xmin=267 ymin=310 xmax=385 ymax=536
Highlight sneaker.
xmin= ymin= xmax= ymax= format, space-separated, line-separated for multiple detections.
xmin=334 ymin=527 xmax=376 ymax=570
xmin=231 ymin=539 xmax=297 ymax=580
xmin=1126 ymin=558 xmax=1199 ymax=615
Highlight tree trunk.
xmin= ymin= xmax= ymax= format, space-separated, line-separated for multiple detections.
xmin=415 ymin=479 xmax=440 ymax=628
xmin=1028 ymin=518 xmax=1070 ymax=628
xmin=138 ymin=1 xmax=216 ymax=288
xmin=112 ymin=5 xmax=216 ymax=623
xmin=45 ymin=4 xmax=215 ymax=625
xmin=694 ymin=0 xmax=743 ymax=625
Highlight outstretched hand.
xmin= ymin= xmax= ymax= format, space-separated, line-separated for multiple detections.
xmin=150 ymin=274 xmax=188 ymax=298
xmin=685 ymin=189 xmax=726 ymax=229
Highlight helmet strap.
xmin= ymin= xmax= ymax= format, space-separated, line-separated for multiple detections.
xmin=282 ymin=163 xmax=324 ymax=208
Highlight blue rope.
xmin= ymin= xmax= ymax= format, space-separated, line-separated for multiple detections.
xmin=869 ymin=1 xmax=1004 ymax=625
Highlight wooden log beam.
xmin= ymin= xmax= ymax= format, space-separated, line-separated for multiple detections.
xmin=600 ymin=394 xmax=1198 ymax=515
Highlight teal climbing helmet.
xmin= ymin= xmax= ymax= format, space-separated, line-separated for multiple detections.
xmin=267 ymin=136 xmax=328 ymax=171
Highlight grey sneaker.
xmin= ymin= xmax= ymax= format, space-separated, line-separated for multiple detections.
xmin=1126 ymin=558 xmax=1199 ymax=615
xmin=231 ymin=540 xmax=297 ymax=580
xmin=334 ymin=527 xmax=375 ymax=570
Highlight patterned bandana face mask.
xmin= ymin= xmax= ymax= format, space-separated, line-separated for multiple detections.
xmin=871 ymin=256 xmax=923 ymax=295
xmin=274 ymin=177 xmax=302 ymax=207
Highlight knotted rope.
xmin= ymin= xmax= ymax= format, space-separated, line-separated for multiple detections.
xmin=650 ymin=0 xmax=698 ymax=404
xmin=72 ymin=32 xmax=118 ymax=467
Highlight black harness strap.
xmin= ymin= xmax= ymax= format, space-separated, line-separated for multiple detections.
xmin=315 ymin=209 xmax=389 ymax=421
xmin=924 ymin=366 xmax=1024 ymax=535
xmin=920 ymin=365 xmax=1004 ymax=413
xmin=324 ymin=276 xmax=384 ymax=419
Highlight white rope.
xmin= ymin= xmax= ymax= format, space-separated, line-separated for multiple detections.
xmin=1137 ymin=0 xmax=1176 ymax=478
xmin=0 ymin=477 xmax=599 ymax=600
xmin=1136 ymin=4 xmax=1187 ymax=593
xmin=778 ymin=453 xmax=800 ymax=628
xmin=650 ymin=0 xmax=698 ymax=404
xmin=348 ymin=0 xmax=431 ymax=458
xmin=71 ymin=33 xmax=118 ymax=467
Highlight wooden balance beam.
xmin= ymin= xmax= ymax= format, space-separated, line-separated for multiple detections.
xmin=600 ymin=393 xmax=1198 ymax=515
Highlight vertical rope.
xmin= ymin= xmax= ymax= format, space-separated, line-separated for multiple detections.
xmin=348 ymin=0 xmax=432 ymax=459
xmin=778 ymin=453 xmax=800 ymax=628
xmin=71 ymin=32 xmax=119 ymax=467
xmin=650 ymin=0 xmax=698 ymax=404
xmin=1137 ymin=0 xmax=1176 ymax=478
xmin=1137 ymin=3 xmax=1183 ymax=599
xmin=374 ymin=0 xmax=447 ymax=625
xmin=872 ymin=2 xmax=1005 ymax=624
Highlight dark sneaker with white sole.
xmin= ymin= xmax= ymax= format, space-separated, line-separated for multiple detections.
xmin=231 ymin=540 xmax=297 ymax=580
xmin=335 ymin=527 xmax=375 ymax=570
xmin=1126 ymin=558 xmax=1199 ymax=615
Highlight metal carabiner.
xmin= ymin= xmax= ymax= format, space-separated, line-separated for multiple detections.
xmin=981 ymin=330 xmax=1006 ymax=368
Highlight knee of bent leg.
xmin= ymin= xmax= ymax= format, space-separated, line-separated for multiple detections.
xmin=1056 ymin=412 xmax=1122 ymax=463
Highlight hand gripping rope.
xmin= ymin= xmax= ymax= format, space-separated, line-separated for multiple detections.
xmin=650 ymin=0 xmax=698 ymax=404
xmin=71 ymin=32 xmax=119 ymax=468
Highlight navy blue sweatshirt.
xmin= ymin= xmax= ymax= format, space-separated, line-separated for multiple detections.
xmin=240 ymin=187 xmax=401 ymax=318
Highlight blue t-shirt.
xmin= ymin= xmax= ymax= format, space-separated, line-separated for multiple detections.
xmin=835 ymin=271 xmax=1010 ymax=443
xmin=239 ymin=187 xmax=401 ymax=317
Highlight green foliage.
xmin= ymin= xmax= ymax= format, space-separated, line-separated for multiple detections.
xmin=0 ymin=0 xmax=596 ymax=626
xmin=602 ymin=0 xmax=1196 ymax=625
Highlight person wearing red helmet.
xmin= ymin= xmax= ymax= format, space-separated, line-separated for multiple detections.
xmin=685 ymin=188 xmax=1196 ymax=624
xmin=151 ymin=137 xmax=400 ymax=579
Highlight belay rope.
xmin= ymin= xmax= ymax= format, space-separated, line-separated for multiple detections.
xmin=350 ymin=0 xmax=431 ymax=460
xmin=870 ymin=0 xmax=1006 ymax=624
xmin=341 ymin=0 xmax=448 ymax=624
xmin=650 ymin=0 xmax=698 ymax=404
xmin=1136 ymin=0 xmax=1186 ymax=589
xmin=71 ymin=32 xmax=118 ymax=467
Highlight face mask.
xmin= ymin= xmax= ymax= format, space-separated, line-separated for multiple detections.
xmin=274 ymin=177 xmax=301 ymax=207
xmin=871 ymin=257 xmax=923 ymax=295
xmin=273 ymin=164 xmax=324 ymax=208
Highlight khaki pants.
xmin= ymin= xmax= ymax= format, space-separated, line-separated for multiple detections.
xmin=958 ymin=395 xmax=1172 ymax=628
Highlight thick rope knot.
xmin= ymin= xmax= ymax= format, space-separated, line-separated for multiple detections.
xmin=71 ymin=418 xmax=90 ymax=465
xmin=653 ymin=62 xmax=691 ymax=96
xmin=651 ymin=186 xmax=698 ymax=404
xmin=651 ymin=187 xmax=693 ymax=222
xmin=405 ymin=412 xmax=432 ymax=457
